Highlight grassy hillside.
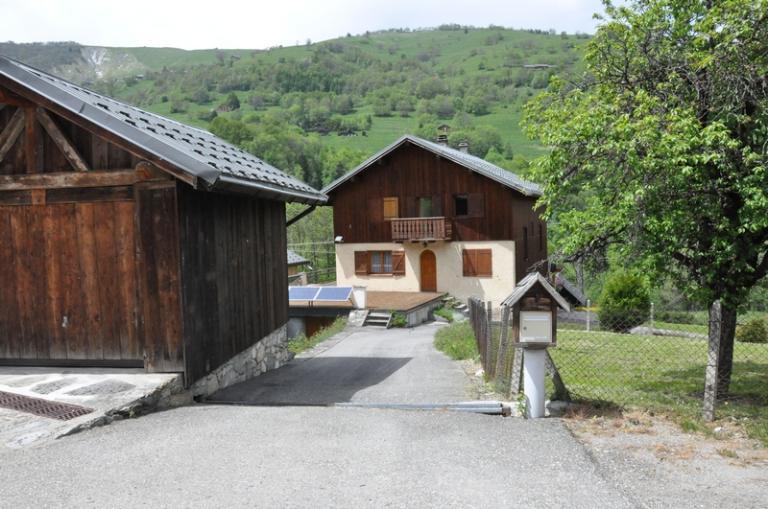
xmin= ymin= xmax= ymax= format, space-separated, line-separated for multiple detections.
xmin=1 ymin=27 xmax=589 ymax=189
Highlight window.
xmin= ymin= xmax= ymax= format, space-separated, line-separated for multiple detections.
xmin=370 ymin=251 xmax=393 ymax=274
xmin=454 ymin=194 xmax=469 ymax=216
xmin=462 ymin=249 xmax=492 ymax=277
xmin=418 ymin=197 xmax=433 ymax=217
xmin=383 ymin=197 xmax=399 ymax=220
xmin=354 ymin=251 xmax=406 ymax=276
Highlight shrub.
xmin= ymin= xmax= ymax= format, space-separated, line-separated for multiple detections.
xmin=598 ymin=271 xmax=651 ymax=332
xmin=433 ymin=307 xmax=454 ymax=323
xmin=390 ymin=312 xmax=407 ymax=328
xmin=736 ymin=319 xmax=768 ymax=344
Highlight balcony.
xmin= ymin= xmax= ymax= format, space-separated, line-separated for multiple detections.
xmin=391 ymin=217 xmax=452 ymax=242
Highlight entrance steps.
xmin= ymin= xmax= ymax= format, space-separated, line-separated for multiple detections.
xmin=442 ymin=295 xmax=469 ymax=317
xmin=363 ymin=311 xmax=393 ymax=328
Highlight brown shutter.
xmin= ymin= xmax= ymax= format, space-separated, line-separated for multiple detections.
xmin=368 ymin=198 xmax=383 ymax=222
xmin=476 ymin=249 xmax=492 ymax=277
xmin=392 ymin=251 xmax=406 ymax=275
xmin=354 ymin=251 xmax=369 ymax=275
xmin=462 ymin=249 xmax=475 ymax=277
xmin=468 ymin=193 xmax=485 ymax=217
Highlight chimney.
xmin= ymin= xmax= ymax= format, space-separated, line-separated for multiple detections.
xmin=458 ymin=140 xmax=469 ymax=153
xmin=436 ymin=134 xmax=448 ymax=146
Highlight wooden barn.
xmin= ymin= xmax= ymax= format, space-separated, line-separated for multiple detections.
xmin=0 ymin=56 xmax=326 ymax=384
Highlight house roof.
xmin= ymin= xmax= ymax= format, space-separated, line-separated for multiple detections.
xmin=554 ymin=273 xmax=587 ymax=307
xmin=287 ymin=249 xmax=309 ymax=266
xmin=501 ymin=272 xmax=571 ymax=311
xmin=0 ymin=56 xmax=326 ymax=205
xmin=322 ymin=134 xmax=542 ymax=197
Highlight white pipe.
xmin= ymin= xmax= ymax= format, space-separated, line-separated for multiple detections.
xmin=523 ymin=349 xmax=547 ymax=418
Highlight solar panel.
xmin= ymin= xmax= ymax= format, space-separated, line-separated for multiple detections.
xmin=315 ymin=287 xmax=354 ymax=302
xmin=288 ymin=287 xmax=321 ymax=301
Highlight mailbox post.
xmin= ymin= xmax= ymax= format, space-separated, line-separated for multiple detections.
xmin=501 ymin=273 xmax=571 ymax=418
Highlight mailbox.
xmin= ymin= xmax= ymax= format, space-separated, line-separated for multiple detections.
xmin=501 ymin=272 xmax=571 ymax=349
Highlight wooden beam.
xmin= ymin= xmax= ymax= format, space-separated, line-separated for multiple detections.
xmin=36 ymin=108 xmax=90 ymax=172
xmin=0 ymin=169 xmax=141 ymax=191
xmin=0 ymin=108 xmax=25 ymax=163
xmin=0 ymin=88 xmax=34 ymax=108
xmin=25 ymin=106 xmax=43 ymax=173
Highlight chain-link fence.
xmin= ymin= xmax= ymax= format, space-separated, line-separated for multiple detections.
xmin=469 ymin=298 xmax=768 ymax=423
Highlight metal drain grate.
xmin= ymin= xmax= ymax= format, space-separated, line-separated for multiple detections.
xmin=0 ymin=391 xmax=94 ymax=421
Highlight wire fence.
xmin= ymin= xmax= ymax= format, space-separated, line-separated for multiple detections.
xmin=469 ymin=298 xmax=768 ymax=423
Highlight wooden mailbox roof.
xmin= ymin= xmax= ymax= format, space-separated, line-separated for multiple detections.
xmin=0 ymin=56 xmax=327 ymax=204
xmin=501 ymin=272 xmax=571 ymax=311
xmin=322 ymin=134 xmax=542 ymax=197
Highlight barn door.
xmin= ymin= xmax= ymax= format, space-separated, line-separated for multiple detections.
xmin=0 ymin=199 xmax=142 ymax=364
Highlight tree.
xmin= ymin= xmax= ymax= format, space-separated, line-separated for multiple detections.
xmin=523 ymin=0 xmax=768 ymax=398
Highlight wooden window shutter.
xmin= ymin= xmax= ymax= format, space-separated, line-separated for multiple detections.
xmin=463 ymin=249 xmax=492 ymax=277
xmin=354 ymin=251 xmax=369 ymax=275
xmin=462 ymin=249 xmax=476 ymax=277
xmin=392 ymin=251 xmax=406 ymax=275
xmin=383 ymin=197 xmax=399 ymax=219
xmin=468 ymin=193 xmax=485 ymax=217
xmin=476 ymin=249 xmax=492 ymax=277
xmin=368 ymin=198 xmax=383 ymax=223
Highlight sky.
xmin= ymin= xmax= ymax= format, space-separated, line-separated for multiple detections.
xmin=0 ymin=0 xmax=608 ymax=50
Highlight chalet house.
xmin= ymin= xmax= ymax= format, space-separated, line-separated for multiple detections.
xmin=0 ymin=56 xmax=326 ymax=389
xmin=323 ymin=135 xmax=547 ymax=305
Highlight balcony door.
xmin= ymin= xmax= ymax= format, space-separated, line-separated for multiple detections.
xmin=420 ymin=250 xmax=437 ymax=292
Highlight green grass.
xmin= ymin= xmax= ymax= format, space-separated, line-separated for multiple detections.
xmin=550 ymin=328 xmax=768 ymax=445
xmin=433 ymin=307 xmax=455 ymax=323
xmin=287 ymin=318 xmax=347 ymax=354
xmin=652 ymin=321 xmax=708 ymax=335
xmin=434 ymin=321 xmax=479 ymax=360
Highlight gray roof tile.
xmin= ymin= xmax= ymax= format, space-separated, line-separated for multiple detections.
xmin=0 ymin=56 xmax=326 ymax=204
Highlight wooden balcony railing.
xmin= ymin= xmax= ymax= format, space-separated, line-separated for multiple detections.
xmin=391 ymin=217 xmax=452 ymax=242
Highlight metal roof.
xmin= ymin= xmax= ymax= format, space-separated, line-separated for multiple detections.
xmin=0 ymin=56 xmax=326 ymax=205
xmin=322 ymin=134 xmax=542 ymax=197
xmin=287 ymin=249 xmax=309 ymax=266
xmin=555 ymin=273 xmax=587 ymax=307
xmin=501 ymin=272 xmax=571 ymax=311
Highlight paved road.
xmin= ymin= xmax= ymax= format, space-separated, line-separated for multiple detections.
xmin=0 ymin=405 xmax=635 ymax=508
xmin=210 ymin=323 xmax=473 ymax=405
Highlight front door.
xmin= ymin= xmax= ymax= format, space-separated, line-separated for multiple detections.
xmin=420 ymin=250 xmax=437 ymax=292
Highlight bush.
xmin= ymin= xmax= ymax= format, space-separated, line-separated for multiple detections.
xmin=598 ymin=271 xmax=651 ymax=332
xmin=433 ymin=307 xmax=454 ymax=323
xmin=736 ymin=319 xmax=768 ymax=344
xmin=390 ymin=312 xmax=407 ymax=328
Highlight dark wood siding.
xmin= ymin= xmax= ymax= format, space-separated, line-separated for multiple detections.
xmin=330 ymin=141 xmax=547 ymax=281
xmin=177 ymin=183 xmax=288 ymax=383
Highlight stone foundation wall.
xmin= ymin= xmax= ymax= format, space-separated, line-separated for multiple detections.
xmin=190 ymin=324 xmax=290 ymax=399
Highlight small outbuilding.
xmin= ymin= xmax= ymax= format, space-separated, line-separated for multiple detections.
xmin=0 ymin=56 xmax=326 ymax=387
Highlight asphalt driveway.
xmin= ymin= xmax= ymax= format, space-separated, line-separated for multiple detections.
xmin=209 ymin=323 xmax=473 ymax=406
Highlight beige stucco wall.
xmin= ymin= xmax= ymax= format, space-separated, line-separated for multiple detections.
xmin=335 ymin=241 xmax=516 ymax=305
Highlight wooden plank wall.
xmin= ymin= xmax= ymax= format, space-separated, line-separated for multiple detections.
xmin=0 ymin=198 xmax=141 ymax=362
xmin=177 ymin=183 xmax=288 ymax=383
xmin=330 ymin=142 xmax=547 ymax=280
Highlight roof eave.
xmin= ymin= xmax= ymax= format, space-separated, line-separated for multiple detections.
xmin=213 ymin=175 xmax=328 ymax=205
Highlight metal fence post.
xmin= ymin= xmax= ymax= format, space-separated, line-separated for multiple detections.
xmin=650 ymin=302 xmax=655 ymax=330
xmin=586 ymin=299 xmax=591 ymax=332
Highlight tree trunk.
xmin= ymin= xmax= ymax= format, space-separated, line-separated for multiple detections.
xmin=715 ymin=302 xmax=737 ymax=399
xmin=706 ymin=300 xmax=737 ymax=402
